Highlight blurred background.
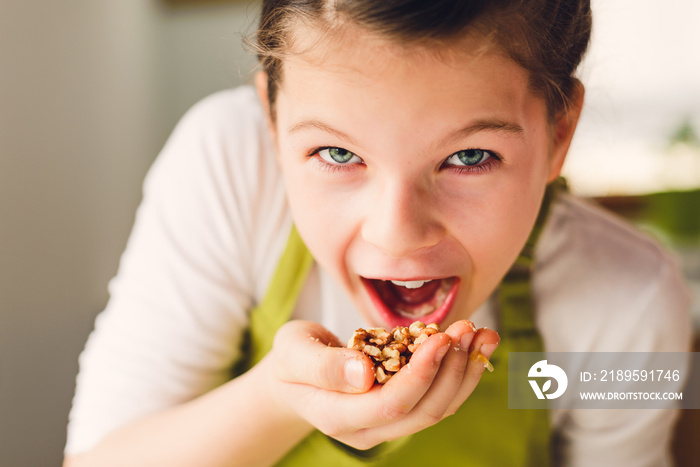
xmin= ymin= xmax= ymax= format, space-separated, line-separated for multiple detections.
xmin=0 ymin=0 xmax=697 ymax=465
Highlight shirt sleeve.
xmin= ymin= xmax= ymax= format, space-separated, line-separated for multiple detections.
xmin=555 ymin=250 xmax=692 ymax=467
xmin=65 ymin=87 xmax=282 ymax=455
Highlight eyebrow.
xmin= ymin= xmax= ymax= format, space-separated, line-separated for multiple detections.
xmin=288 ymin=116 xmax=524 ymax=149
xmin=443 ymin=118 xmax=525 ymax=145
xmin=288 ymin=120 xmax=362 ymax=148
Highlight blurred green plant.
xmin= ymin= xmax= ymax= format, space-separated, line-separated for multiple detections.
xmin=669 ymin=118 xmax=700 ymax=149
xmin=639 ymin=190 xmax=700 ymax=246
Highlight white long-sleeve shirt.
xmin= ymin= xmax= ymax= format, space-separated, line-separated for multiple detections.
xmin=65 ymin=87 xmax=692 ymax=466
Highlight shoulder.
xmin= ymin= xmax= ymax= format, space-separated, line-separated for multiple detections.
xmin=141 ymin=85 xmax=289 ymax=300
xmin=177 ymin=86 xmax=265 ymax=131
xmin=538 ymin=191 xmax=667 ymax=277
xmin=147 ymin=86 xmax=271 ymax=182
xmin=155 ymin=86 xmax=272 ymax=177
xmin=534 ymin=191 xmax=692 ymax=352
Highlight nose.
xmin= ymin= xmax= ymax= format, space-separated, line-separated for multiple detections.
xmin=360 ymin=179 xmax=445 ymax=258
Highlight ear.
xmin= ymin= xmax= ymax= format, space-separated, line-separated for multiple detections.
xmin=547 ymin=80 xmax=584 ymax=182
xmin=255 ymin=71 xmax=277 ymax=140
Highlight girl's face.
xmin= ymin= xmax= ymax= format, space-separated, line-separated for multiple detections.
xmin=260 ymin=26 xmax=579 ymax=329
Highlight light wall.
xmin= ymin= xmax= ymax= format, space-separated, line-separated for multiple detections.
xmin=564 ymin=0 xmax=700 ymax=195
xmin=0 ymin=1 xmax=257 ymax=465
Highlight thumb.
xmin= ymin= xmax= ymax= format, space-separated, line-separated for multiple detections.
xmin=272 ymin=320 xmax=375 ymax=393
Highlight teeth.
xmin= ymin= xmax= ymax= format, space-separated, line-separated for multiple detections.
xmin=390 ymin=279 xmax=431 ymax=289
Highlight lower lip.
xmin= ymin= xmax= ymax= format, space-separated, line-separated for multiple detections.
xmin=361 ymin=277 xmax=461 ymax=328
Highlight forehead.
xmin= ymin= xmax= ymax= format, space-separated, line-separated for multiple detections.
xmin=278 ymin=21 xmax=541 ymax=114
xmin=273 ymin=21 xmax=549 ymax=147
xmin=285 ymin=21 xmax=499 ymax=81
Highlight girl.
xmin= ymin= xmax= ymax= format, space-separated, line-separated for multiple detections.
xmin=64 ymin=1 xmax=691 ymax=466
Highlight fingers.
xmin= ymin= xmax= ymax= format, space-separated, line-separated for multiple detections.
xmin=298 ymin=331 xmax=453 ymax=434
xmin=270 ymin=319 xmax=501 ymax=448
xmin=443 ymin=326 xmax=500 ymax=415
xmin=371 ymin=322 xmax=500 ymax=439
xmin=376 ymin=332 xmax=452 ymax=420
xmin=365 ymin=321 xmax=476 ymax=439
xmin=427 ymin=320 xmax=479 ymax=406
xmin=327 ymin=323 xmax=487 ymax=444
xmin=467 ymin=327 xmax=500 ymax=369
xmin=272 ymin=320 xmax=375 ymax=393
xmin=407 ymin=320 xmax=476 ymax=418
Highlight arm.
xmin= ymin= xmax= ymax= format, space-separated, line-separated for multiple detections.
xmin=64 ymin=359 xmax=314 ymax=467
xmin=63 ymin=89 xmax=292 ymax=464
xmin=65 ymin=319 xmax=498 ymax=467
xmin=557 ymin=255 xmax=692 ymax=467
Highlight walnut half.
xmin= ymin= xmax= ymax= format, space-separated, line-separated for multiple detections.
xmin=347 ymin=321 xmax=440 ymax=384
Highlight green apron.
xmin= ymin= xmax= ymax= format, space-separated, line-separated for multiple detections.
xmin=236 ymin=181 xmax=563 ymax=466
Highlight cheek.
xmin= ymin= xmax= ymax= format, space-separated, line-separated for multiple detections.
xmin=444 ymin=169 xmax=545 ymax=275
xmin=480 ymin=194 xmax=539 ymax=261
xmin=278 ymin=160 xmax=358 ymax=277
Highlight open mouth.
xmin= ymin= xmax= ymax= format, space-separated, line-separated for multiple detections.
xmin=361 ymin=276 xmax=460 ymax=328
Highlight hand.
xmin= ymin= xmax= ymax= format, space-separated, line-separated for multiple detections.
xmin=261 ymin=319 xmax=499 ymax=450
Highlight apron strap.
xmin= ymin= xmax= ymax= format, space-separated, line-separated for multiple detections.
xmin=234 ymin=225 xmax=314 ymax=374
xmin=497 ymin=178 xmax=565 ymax=346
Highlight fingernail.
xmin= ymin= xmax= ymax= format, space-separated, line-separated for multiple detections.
xmin=344 ymin=358 xmax=366 ymax=390
xmin=479 ymin=343 xmax=498 ymax=359
xmin=460 ymin=331 xmax=474 ymax=350
xmin=435 ymin=343 xmax=450 ymax=363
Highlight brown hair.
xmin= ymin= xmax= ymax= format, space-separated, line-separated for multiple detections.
xmin=253 ymin=0 xmax=591 ymax=119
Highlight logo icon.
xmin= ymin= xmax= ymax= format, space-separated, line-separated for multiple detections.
xmin=528 ymin=360 xmax=568 ymax=399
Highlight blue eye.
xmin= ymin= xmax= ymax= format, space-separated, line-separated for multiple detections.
xmin=318 ymin=147 xmax=363 ymax=165
xmin=445 ymin=149 xmax=493 ymax=167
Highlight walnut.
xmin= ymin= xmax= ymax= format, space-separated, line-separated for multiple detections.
xmin=347 ymin=321 xmax=442 ymax=384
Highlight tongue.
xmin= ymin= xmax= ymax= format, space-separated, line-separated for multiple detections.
xmin=389 ymin=280 xmax=442 ymax=304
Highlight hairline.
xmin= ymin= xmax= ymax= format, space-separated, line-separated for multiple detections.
xmin=260 ymin=10 xmax=564 ymax=123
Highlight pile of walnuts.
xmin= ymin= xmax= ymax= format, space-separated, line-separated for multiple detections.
xmin=347 ymin=321 xmax=440 ymax=384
